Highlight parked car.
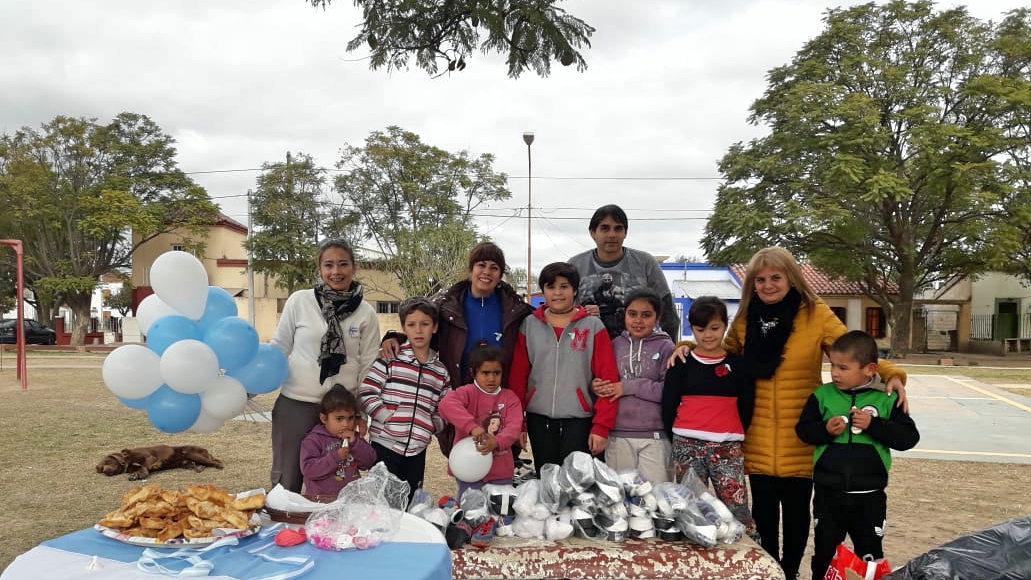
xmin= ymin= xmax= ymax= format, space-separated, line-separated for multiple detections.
xmin=0 ymin=319 xmax=58 ymax=345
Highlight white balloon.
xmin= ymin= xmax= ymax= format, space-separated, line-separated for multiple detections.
xmin=200 ymin=375 xmax=249 ymax=420
xmin=448 ymin=437 xmax=493 ymax=482
xmin=102 ymin=345 xmax=163 ymax=399
xmin=136 ymin=294 xmax=179 ymax=335
xmin=160 ymin=339 xmax=220 ymax=394
xmin=151 ymin=251 xmax=209 ymax=320
xmin=190 ymin=409 xmax=226 ymax=433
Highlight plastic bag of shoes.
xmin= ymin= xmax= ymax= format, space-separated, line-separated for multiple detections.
xmin=629 ymin=515 xmax=655 ymax=539
xmin=512 ymin=479 xmax=541 ymax=517
xmin=562 ymin=452 xmax=595 ymax=493
xmin=460 ymin=489 xmax=491 ymax=526
xmin=539 ymin=463 xmax=570 ymax=512
xmin=513 ymin=514 xmax=546 ymax=539
xmin=572 ymin=506 xmax=598 ymax=538
xmin=592 ymin=512 xmax=629 ymax=542
xmin=408 ymin=488 xmax=435 ymax=517
xmin=485 ymin=483 xmax=519 ymax=517
xmin=592 ymin=458 xmax=625 ymax=506
xmin=545 ymin=515 xmax=574 ymax=541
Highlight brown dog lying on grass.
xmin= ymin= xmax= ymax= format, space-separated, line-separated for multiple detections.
xmin=96 ymin=445 xmax=224 ymax=480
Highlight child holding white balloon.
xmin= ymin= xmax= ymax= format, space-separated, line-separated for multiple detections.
xmin=300 ymin=385 xmax=377 ymax=498
xmin=438 ymin=346 xmax=523 ymax=499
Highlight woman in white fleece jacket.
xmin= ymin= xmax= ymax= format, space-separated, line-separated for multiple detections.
xmin=269 ymin=239 xmax=380 ymax=493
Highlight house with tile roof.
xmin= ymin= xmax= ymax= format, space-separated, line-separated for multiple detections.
xmin=129 ymin=213 xmax=404 ymax=341
xmin=729 ymin=263 xmax=895 ymax=347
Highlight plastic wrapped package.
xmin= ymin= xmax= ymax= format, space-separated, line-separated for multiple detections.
xmin=618 ymin=469 xmax=654 ymax=497
xmin=305 ymin=463 xmax=409 ymax=551
xmin=562 ymin=452 xmax=596 ymax=493
xmin=677 ymin=470 xmax=744 ymax=544
xmin=513 ymin=480 xmax=541 ymax=517
xmin=485 ymin=483 xmax=519 ymax=517
xmin=883 ymin=516 xmax=1031 ymax=580
xmin=539 ymin=463 xmax=570 ymax=512
xmin=545 ymin=515 xmax=575 ymax=541
xmin=592 ymin=458 xmax=625 ymax=506
xmin=513 ymin=514 xmax=546 ymax=539
xmin=407 ymin=488 xmax=435 ymax=517
xmin=460 ymin=488 xmax=491 ymax=526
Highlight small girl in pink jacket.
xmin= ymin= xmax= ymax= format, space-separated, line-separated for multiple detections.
xmin=438 ymin=346 xmax=523 ymax=499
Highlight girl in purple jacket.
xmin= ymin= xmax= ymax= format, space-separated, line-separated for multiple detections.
xmin=591 ymin=288 xmax=675 ymax=484
xmin=300 ymin=385 xmax=377 ymax=498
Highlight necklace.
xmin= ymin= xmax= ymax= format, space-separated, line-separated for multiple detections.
xmin=548 ymin=305 xmax=575 ymax=315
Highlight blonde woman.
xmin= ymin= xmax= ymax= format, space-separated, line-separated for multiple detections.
xmin=675 ymin=247 xmax=907 ymax=579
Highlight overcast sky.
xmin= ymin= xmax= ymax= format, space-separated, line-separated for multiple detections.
xmin=1 ymin=0 xmax=1024 ymax=275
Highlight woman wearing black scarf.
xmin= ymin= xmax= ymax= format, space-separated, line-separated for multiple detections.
xmin=728 ymin=247 xmax=908 ymax=579
xmin=269 ymin=239 xmax=381 ymax=493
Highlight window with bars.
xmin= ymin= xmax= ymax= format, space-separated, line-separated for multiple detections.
xmin=377 ymin=301 xmax=400 ymax=314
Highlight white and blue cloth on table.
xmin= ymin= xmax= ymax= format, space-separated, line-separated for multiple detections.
xmin=1 ymin=523 xmax=451 ymax=580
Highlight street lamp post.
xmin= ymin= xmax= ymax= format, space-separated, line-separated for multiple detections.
xmin=523 ymin=131 xmax=534 ymax=302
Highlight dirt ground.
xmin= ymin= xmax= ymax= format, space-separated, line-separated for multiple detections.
xmin=1 ymin=352 xmax=1029 ymax=578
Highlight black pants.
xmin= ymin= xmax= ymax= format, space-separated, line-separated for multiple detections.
xmin=811 ymin=485 xmax=887 ymax=579
xmin=371 ymin=442 xmax=426 ymax=503
xmin=749 ymin=474 xmax=814 ymax=579
xmin=525 ymin=413 xmax=592 ymax=474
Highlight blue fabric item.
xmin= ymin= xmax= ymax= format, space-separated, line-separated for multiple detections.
xmin=462 ymin=290 xmax=503 ymax=367
xmin=44 ymin=528 xmax=451 ymax=580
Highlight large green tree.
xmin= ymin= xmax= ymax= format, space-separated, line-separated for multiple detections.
xmin=0 ymin=113 xmax=217 ymax=344
xmin=244 ymin=152 xmax=331 ymax=294
xmin=702 ymin=1 xmax=1031 ymax=356
xmin=307 ymin=0 xmax=594 ymax=78
xmin=330 ymin=126 xmax=510 ymax=297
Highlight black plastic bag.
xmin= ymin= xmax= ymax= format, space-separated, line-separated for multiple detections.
xmin=884 ymin=516 xmax=1031 ymax=580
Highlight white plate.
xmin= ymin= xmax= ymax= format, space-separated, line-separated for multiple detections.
xmin=94 ymin=523 xmax=260 ymax=547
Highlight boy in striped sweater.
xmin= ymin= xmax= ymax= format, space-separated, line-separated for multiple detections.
xmin=360 ymin=298 xmax=451 ymax=498
xmin=661 ymin=296 xmax=755 ymax=536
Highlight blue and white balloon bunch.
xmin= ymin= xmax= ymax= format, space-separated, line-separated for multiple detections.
xmin=102 ymin=251 xmax=287 ymax=434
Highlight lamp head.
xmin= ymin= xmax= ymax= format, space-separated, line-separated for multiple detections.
xmin=523 ymin=132 xmax=535 ymax=146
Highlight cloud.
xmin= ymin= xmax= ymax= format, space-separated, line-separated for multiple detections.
xmin=1 ymin=0 xmax=1024 ymax=273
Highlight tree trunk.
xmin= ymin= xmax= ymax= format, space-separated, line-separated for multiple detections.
xmin=66 ymin=293 xmax=93 ymax=346
xmin=890 ymin=265 xmax=917 ymax=357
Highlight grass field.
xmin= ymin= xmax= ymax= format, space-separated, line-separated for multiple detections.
xmin=1 ymin=352 xmax=1029 ymax=578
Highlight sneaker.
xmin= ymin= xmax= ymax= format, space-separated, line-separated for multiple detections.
xmin=494 ymin=515 xmax=515 ymax=537
xmin=470 ymin=517 xmax=497 ymax=547
xmin=438 ymin=495 xmax=464 ymax=524
xmin=444 ymin=519 xmax=473 ymax=549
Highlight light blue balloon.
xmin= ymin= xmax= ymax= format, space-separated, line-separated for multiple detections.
xmin=197 ymin=286 xmax=238 ymax=331
xmin=146 ymin=385 xmax=202 ymax=433
xmin=118 ymin=394 xmax=151 ymax=410
xmin=147 ymin=314 xmax=201 ymax=355
xmin=228 ymin=343 xmax=288 ymax=395
xmin=203 ymin=316 xmax=259 ymax=372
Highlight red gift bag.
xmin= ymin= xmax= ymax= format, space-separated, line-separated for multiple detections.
xmin=823 ymin=543 xmax=892 ymax=580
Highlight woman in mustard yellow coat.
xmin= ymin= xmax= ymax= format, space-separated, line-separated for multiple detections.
xmin=733 ymin=247 xmax=907 ymax=579
xmin=677 ymin=247 xmax=907 ymax=579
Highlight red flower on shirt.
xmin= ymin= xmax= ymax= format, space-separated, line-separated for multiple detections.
xmin=714 ymin=364 xmax=731 ymax=378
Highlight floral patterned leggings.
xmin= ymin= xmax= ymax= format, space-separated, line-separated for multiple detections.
xmin=672 ymin=435 xmax=756 ymax=537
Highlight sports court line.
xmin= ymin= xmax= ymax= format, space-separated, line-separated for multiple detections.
xmin=942 ymin=376 xmax=1031 ymax=414
xmin=906 ymin=449 xmax=1031 ymax=460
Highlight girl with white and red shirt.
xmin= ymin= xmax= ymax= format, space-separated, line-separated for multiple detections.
xmin=661 ymin=296 xmax=755 ymax=536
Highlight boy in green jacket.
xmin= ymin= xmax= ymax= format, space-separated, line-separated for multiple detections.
xmin=795 ymin=331 xmax=920 ymax=579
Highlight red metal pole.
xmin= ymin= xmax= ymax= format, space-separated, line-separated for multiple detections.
xmin=1 ymin=239 xmax=27 ymax=390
